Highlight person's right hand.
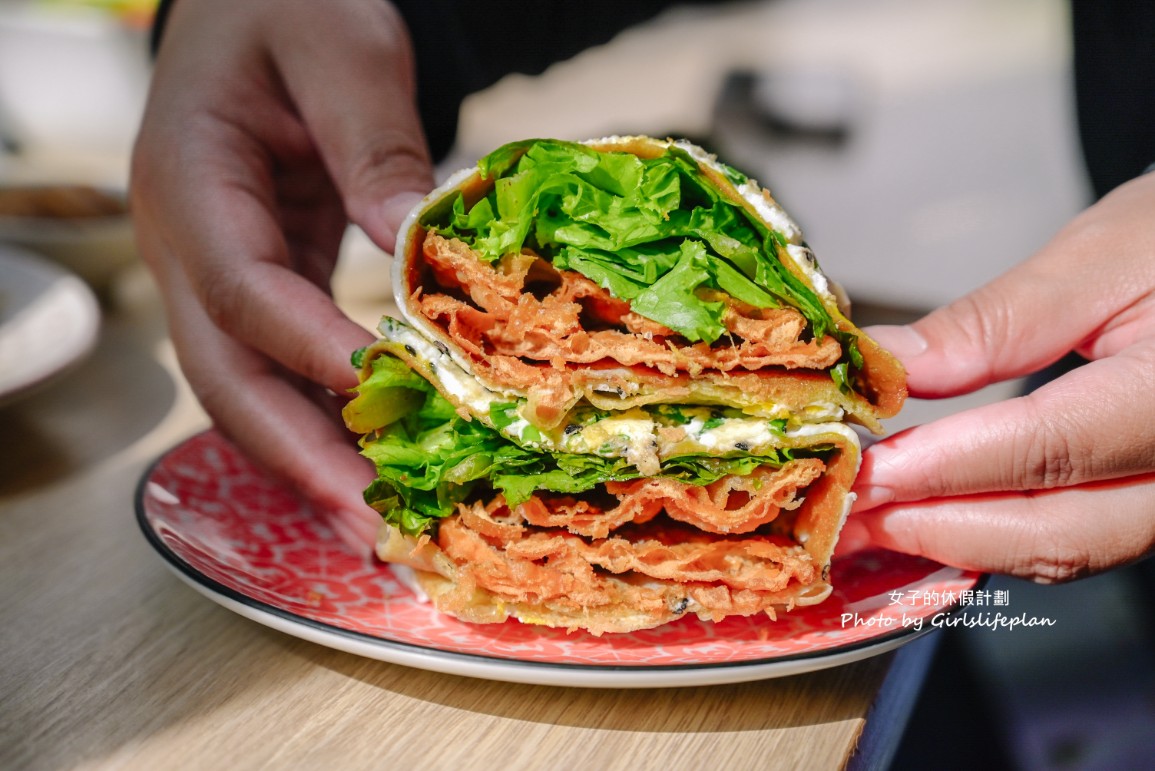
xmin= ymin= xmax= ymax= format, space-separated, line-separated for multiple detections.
xmin=845 ymin=171 xmax=1155 ymax=583
xmin=131 ymin=0 xmax=435 ymax=549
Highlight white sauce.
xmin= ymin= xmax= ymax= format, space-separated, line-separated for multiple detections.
xmin=379 ymin=319 xmax=511 ymax=418
xmin=736 ymin=180 xmax=803 ymax=244
xmin=785 ymin=243 xmax=833 ymax=302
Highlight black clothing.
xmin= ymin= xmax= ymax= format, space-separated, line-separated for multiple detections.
xmin=1071 ymin=0 xmax=1155 ymax=198
xmin=392 ymin=0 xmax=1154 ymax=191
xmin=149 ymin=0 xmax=725 ymax=162
xmin=150 ymin=0 xmax=1154 ymax=192
xmin=389 ymin=0 xmax=730 ymax=162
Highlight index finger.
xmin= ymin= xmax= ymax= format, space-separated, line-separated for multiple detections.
xmin=267 ymin=0 xmax=434 ymax=250
xmin=142 ymin=227 xmax=381 ymax=549
xmin=855 ymin=342 xmax=1155 ymax=509
xmin=852 ymin=474 xmax=1155 ymax=581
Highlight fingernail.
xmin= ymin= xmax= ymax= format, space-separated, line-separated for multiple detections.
xmin=853 ymin=484 xmax=895 ymax=511
xmin=374 ymin=192 xmax=429 ymax=254
xmin=864 ymin=325 xmax=928 ymax=361
xmin=381 ymin=191 xmax=426 ymax=225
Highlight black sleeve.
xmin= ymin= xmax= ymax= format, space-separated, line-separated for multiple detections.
xmin=149 ymin=0 xmax=175 ymax=53
xmin=1071 ymin=0 xmax=1155 ymax=198
xmin=150 ymin=0 xmax=729 ymax=163
xmin=390 ymin=0 xmax=699 ymax=161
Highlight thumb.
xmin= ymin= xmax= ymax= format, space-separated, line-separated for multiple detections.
xmin=864 ymin=227 xmax=1116 ymax=399
xmin=270 ymin=1 xmax=435 ymax=254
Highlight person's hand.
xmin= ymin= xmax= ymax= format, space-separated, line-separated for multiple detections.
xmin=845 ymin=171 xmax=1155 ymax=582
xmin=131 ymin=0 xmax=434 ymax=549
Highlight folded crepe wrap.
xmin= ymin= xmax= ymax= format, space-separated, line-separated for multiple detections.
xmin=344 ymin=136 xmax=906 ymax=635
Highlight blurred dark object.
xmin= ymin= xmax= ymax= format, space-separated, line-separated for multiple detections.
xmin=889 ymin=630 xmax=1015 ymax=771
xmin=714 ymin=69 xmax=860 ymax=148
xmin=1072 ymin=0 xmax=1155 ymax=199
xmin=891 ymin=348 xmax=1155 ymax=770
xmin=0 ymin=100 xmax=20 ymax=155
xmin=1020 ymin=350 xmax=1088 ymax=395
xmin=391 ymin=0 xmax=734 ymax=163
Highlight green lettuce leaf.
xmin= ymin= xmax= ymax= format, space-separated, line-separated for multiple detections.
xmin=628 ymin=241 xmax=726 ymax=343
xmin=430 ymin=139 xmax=840 ymax=346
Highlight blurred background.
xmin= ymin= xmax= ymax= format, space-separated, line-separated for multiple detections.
xmin=2 ymin=0 xmax=1153 ymax=768
xmin=0 ymin=0 xmax=151 ymax=178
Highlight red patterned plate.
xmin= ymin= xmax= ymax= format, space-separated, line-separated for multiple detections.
xmin=136 ymin=431 xmax=983 ymax=688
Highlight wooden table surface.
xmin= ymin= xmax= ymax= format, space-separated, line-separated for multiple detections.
xmin=0 ymin=265 xmax=931 ymax=771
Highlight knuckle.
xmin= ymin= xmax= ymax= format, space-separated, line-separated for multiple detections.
xmin=292 ymin=469 xmax=335 ymax=509
xmin=1015 ymin=511 xmax=1093 ymax=584
xmin=177 ymin=353 xmax=242 ymax=433
xmin=1019 ymin=428 xmax=1077 ymax=489
xmin=349 ymin=138 xmax=428 ymax=181
xmin=344 ymin=136 xmax=430 ymax=206
xmin=285 ymin=336 xmax=332 ymax=390
xmin=928 ymin=292 xmax=1015 ymax=387
xmin=191 ymin=377 xmax=232 ymax=427
xmin=197 ymin=264 xmax=251 ymax=334
xmin=1023 ymin=538 xmax=1093 ymax=583
xmin=1010 ymin=396 xmax=1090 ymax=490
xmin=951 ymin=292 xmax=1007 ymax=349
xmin=1025 ymin=554 xmax=1091 ymax=584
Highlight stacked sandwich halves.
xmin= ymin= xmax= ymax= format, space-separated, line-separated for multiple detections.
xmin=343 ymin=137 xmax=906 ymax=635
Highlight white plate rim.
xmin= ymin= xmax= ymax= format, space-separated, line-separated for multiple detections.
xmin=0 ymin=244 xmax=100 ymax=404
xmin=160 ymin=558 xmax=935 ymax=687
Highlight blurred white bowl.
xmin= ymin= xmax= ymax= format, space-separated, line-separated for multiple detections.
xmin=0 ymin=184 xmax=137 ymax=293
xmin=0 ymin=243 xmax=100 ymax=405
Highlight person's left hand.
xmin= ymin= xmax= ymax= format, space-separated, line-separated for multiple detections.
xmin=131 ymin=0 xmax=434 ymax=549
